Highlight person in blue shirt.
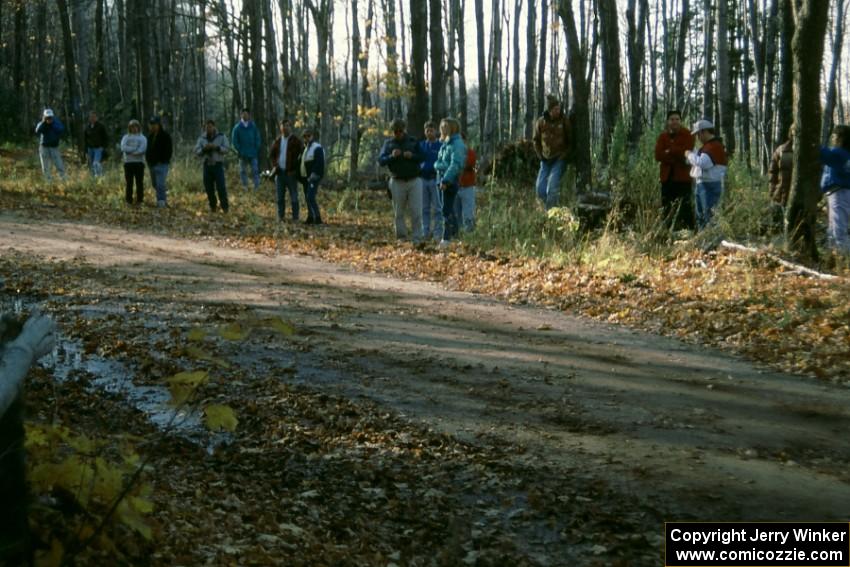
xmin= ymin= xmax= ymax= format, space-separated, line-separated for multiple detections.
xmin=419 ymin=121 xmax=443 ymax=242
xmin=231 ymin=108 xmax=262 ymax=190
xmin=820 ymin=125 xmax=850 ymax=254
xmin=434 ymin=117 xmax=467 ymax=248
xmin=379 ymin=119 xmax=425 ymax=244
xmin=35 ymin=109 xmax=67 ymax=183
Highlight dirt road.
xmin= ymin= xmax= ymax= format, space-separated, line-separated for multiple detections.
xmin=2 ymin=213 xmax=849 ymax=562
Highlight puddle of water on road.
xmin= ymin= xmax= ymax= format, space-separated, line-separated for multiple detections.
xmin=44 ymin=337 xmax=231 ymax=452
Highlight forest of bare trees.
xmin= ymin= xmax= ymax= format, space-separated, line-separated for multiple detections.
xmin=0 ymin=0 xmax=848 ymax=188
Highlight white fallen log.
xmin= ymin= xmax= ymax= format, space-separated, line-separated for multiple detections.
xmin=719 ymin=240 xmax=840 ymax=281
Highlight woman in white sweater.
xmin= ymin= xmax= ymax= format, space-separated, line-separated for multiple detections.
xmin=120 ymin=120 xmax=147 ymax=205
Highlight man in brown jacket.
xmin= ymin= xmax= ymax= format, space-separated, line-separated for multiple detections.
xmin=269 ymin=118 xmax=305 ymax=221
xmin=532 ymin=95 xmax=572 ymax=210
xmin=654 ymin=110 xmax=696 ymax=230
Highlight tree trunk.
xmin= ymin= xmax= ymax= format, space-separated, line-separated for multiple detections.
xmin=626 ymin=0 xmax=647 ymax=147
xmin=702 ymin=0 xmax=715 ymax=119
xmin=349 ymin=0 xmax=360 ymax=180
xmin=821 ymin=0 xmax=846 ymax=144
xmin=537 ymin=0 xmax=548 ymax=114
xmin=307 ymin=0 xmax=332 ymax=144
xmin=675 ymin=0 xmax=690 ymax=108
xmin=483 ymin=0 xmax=502 ymax=153
xmin=644 ymin=0 xmax=658 ymax=119
xmin=94 ymin=0 xmax=106 ymax=100
xmin=429 ymin=0 xmax=447 ymax=120
xmin=474 ymin=0 xmax=487 ymax=141
xmin=738 ymin=1 xmax=751 ymax=164
xmin=12 ymin=2 xmax=26 ymax=101
xmin=762 ymin=0 xmax=779 ymax=169
xmin=558 ymin=0 xmax=592 ymax=193
xmin=220 ymin=0 xmax=242 ymax=116
xmin=56 ymin=0 xmax=82 ymax=153
xmin=248 ymin=0 xmax=266 ymax=161
xmin=409 ymin=0 xmax=428 ymax=136
xmin=786 ymin=0 xmax=829 ymax=260
xmin=716 ymin=0 xmax=735 ymax=153
xmin=455 ymin=0 xmax=469 ymax=133
xmin=511 ymin=0 xmax=522 ymax=139
xmin=382 ymin=0 xmax=403 ymax=120
xmin=446 ymin=0 xmax=457 ymax=115
xmin=776 ymin=0 xmax=794 ymax=146
xmin=359 ymin=0 xmax=374 ymax=109
xmin=598 ymin=0 xmax=621 ymax=162
xmin=263 ymin=0 xmax=281 ymax=133
xmin=524 ymin=0 xmax=537 ymax=138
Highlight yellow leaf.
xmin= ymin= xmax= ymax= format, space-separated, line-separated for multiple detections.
xmin=25 ymin=424 xmax=51 ymax=448
xmin=219 ymin=322 xmax=250 ymax=341
xmin=185 ymin=345 xmax=232 ymax=368
xmin=204 ymin=404 xmax=239 ymax=432
xmin=116 ymin=499 xmax=153 ymax=540
xmin=129 ymin=495 xmax=155 ymax=514
xmin=187 ymin=328 xmax=207 ymax=342
xmin=167 ymin=371 xmax=208 ymax=405
xmin=35 ymin=538 xmax=63 ymax=567
xmin=265 ymin=317 xmax=297 ymax=336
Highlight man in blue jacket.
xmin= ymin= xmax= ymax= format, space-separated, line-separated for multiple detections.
xmin=419 ymin=121 xmax=443 ymax=242
xmin=35 ymin=109 xmax=67 ymax=183
xmin=379 ymin=119 xmax=425 ymax=245
xmin=820 ymin=125 xmax=850 ymax=254
xmin=231 ymin=108 xmax=262 ymax=190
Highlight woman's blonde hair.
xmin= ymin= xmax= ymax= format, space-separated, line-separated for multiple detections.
xmin=128 ymin=119 xmax=141 ymax=132
xmin=439 ymin=118 xmax=460 ymax=141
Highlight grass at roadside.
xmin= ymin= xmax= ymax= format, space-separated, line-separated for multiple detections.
xmin=2 ymin=148 xmax=849 ymax=381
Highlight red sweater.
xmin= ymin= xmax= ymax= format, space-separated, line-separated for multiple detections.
xmin=459 ymin=148 xmax=477 ymax=187
xmin=654 ymin=129 xmax=695 ymax=183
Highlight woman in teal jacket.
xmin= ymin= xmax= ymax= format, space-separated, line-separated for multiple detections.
xmin=434 ymin=118 xmax=467 ymax=247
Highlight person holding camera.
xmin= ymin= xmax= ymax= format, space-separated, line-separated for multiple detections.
xmin=194 ymin=119 xmax=230 ymax=213
xmin=35 ymin=108 xmax=67 ymax=183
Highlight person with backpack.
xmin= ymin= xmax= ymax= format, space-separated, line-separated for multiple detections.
xmin=194 ymin=119 xmax=230 ymax=213
xmin=686 ymin=119 xmax=728 ymax=229
xmin=455 ymin=133 xmax=477 ymax=233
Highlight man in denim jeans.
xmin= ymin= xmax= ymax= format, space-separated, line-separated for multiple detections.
xmin=232 ymin=108 xmax=262 ymax=190
xmin=145 ymin=116 xmax=173 ymax=208
xmin=84 ymin=111 xmax=108 ymax=178
xmin=686 ymin=120 xmax=728 ymax=230
xmin=532 ymin=95 xmax=571 ymax=210
xmin=419 ymin=121 xmax=443 ymax=241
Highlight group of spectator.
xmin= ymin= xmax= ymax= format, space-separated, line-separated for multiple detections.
xmin=379 ymin=118 xmax=477 ymax=249
xmin=33 ymin=102 xmax=850 ymax=255
xmin=654 ymin=110 xmax=850 ymax=254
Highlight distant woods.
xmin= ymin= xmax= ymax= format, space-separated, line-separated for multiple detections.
xmin=0 ymin=0 xmax=848 ymax=182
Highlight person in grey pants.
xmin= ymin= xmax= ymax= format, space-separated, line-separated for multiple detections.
xmin=35 ymin=109 xmax=67 ymax=183
xmin=378 ymin=119 xmax=425 ymax=244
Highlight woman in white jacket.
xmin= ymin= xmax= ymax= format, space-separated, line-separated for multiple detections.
xmin=120 ymin=120 xmax=148 ymax=205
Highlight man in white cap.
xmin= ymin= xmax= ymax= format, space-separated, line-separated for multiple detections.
xmin=686 ymin=119 xmax=728 ymax=229
xmin=34 ymin=109 xmax=67 ymax=182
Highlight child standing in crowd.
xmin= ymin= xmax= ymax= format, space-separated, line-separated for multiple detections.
xmin=455 ymin=133 xmax=477 ymax=233
xmin=120 ymin=120 xmax=147 ymax=206
xmin=820 ymin=125 xmax=850 ymax=255
xmin=434 ymin=117 xmax=467 ymax=249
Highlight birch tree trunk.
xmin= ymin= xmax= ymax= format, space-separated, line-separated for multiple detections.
xmin=475 ymin=0 xmax=487 ymax=141
xmin=786 ymin=0 xmax=829 ymax=260
xmin=511 ymin=0 xmax=522 ymax=139
xmin=524 ymin=0 xmax=537 ymax=138
xmin=821 ymin=0 xmax=846 ymax=144
xmin=715 ymin=0 xmax=735 ymax=153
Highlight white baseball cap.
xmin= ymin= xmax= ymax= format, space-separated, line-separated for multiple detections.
xmin=691 ymin=119 xmax=714 ymax=134
xmin=43 ymin=108 xmax=55 ymax=118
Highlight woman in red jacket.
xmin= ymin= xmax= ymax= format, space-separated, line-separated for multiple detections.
xmin=654 ymin=110 xmax=695 ymax=230
xmin=455 ymin=133 xmax=477 ymax=233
